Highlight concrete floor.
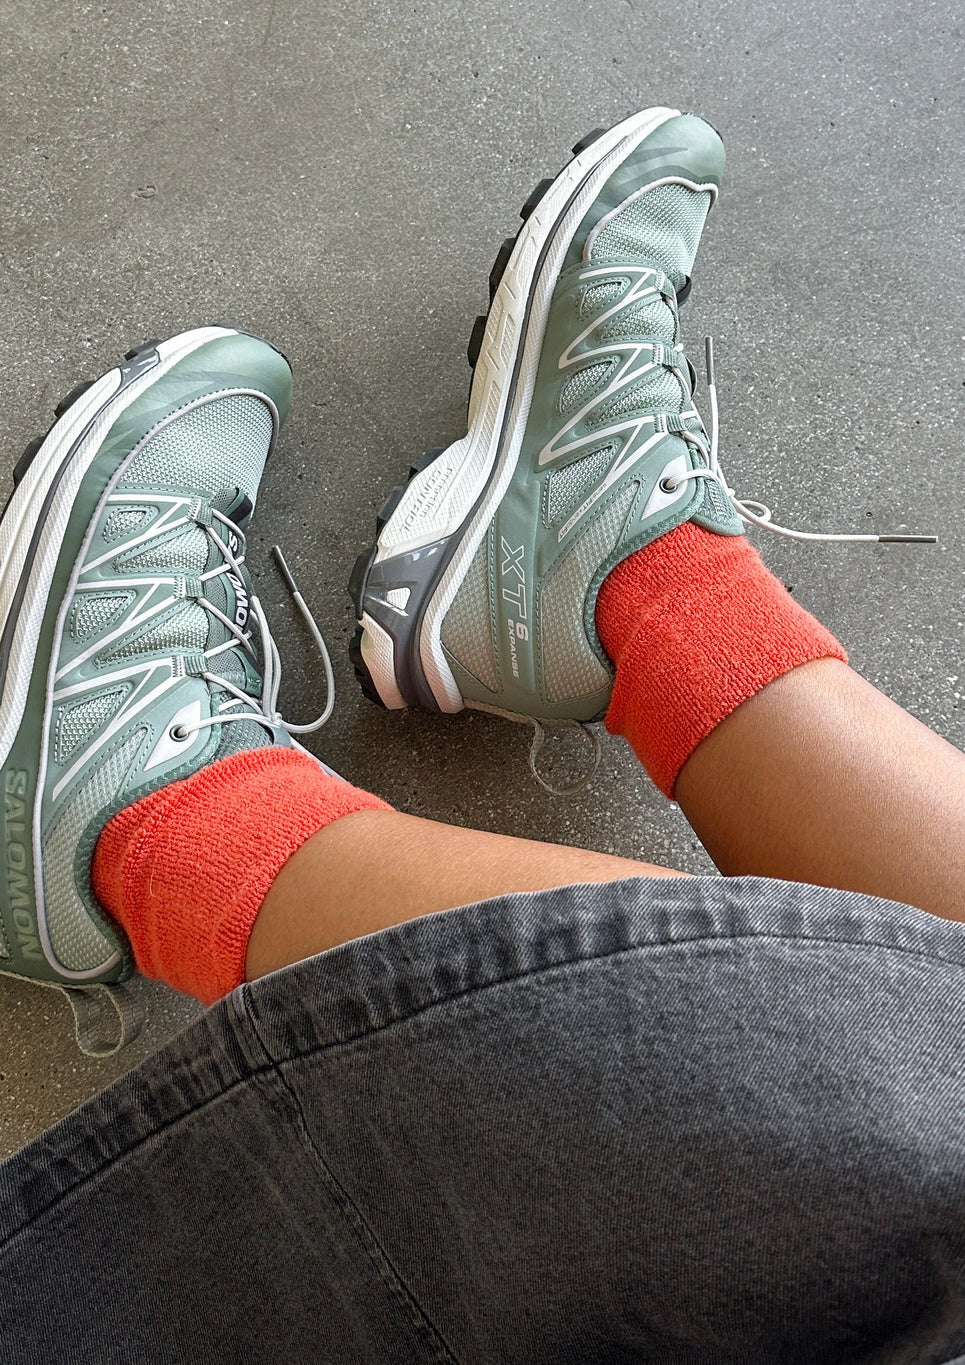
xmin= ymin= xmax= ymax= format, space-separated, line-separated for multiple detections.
xmin=0 ymin=0 xmax=962 ymax=1156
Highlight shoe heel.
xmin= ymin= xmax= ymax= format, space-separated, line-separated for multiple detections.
xmin=349 ymin=446 xmax=450 ymax=710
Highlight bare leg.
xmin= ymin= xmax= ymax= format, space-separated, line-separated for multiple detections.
xmin=246 ymin=813 xmax=683 ymax=979
xmin=675 ymin=657 xmax=965 ymax=921
xmin=248 ymin=658 xmax=965 ymax=981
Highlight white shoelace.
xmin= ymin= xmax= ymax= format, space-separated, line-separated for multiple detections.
xmin=170 ymin=508 xmax=334 ymax=744
xmin=64 ymin=518 xmax=336 ymax=1061
xmin=663 ymin=338 xmax=937 ymax=546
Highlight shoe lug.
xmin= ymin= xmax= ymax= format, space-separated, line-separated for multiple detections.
xmin=375 ymin=482 xmax=410 ymax=535
xmin=571 ymin=127 xmax=607 ymax=155
xmin=349 ymin=624 xmax=389 ymax=708
xmin=123 ymin=339 xmax=162 ymax=361
xmin=409 ymin=446 xmax=446 ymax=477
xmin=53 ymin=379 xmax=94 ymax=418
xmin=467 ymin=314 xmax=487 ymax=368
xmin=348 ymin=545 xmax=375 ymax=609
xmin=519 ymin=176 xmax=554 ymax=221
xmin=12 ymin=435 xmax=46 ymax=486
xmin=489 ymin=236 xmax=518 ymax=301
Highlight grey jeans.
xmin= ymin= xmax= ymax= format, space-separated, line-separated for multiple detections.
xmin=2 ymin=875 xmax=965 ymax=1364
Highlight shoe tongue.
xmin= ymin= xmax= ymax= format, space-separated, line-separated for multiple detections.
xmin=214 ymin=485 xmax=255 ymax=531
xmin=212 ymin=716 xmax=284 ymax=761
xmin=205 ymin=489 xmax=256 ymax=650
xmin=589 ymin=183 xmax=712 ymax=292
xmin=205 ymin=485 xmax=288 ymax=759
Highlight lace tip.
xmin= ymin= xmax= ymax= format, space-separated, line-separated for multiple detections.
xmin=877 ymin=535 xmax=939 ymax=545
xmin=272 ymin=546 xmax=298 ymax=594
xmin=704 ymin=336 xmax=715 ymax=387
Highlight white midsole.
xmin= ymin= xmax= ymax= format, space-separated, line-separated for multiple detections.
xmin=0 ymin=327 xmax=234 ymax=766
xmin=365 ymin=107 xmax=680 ymax=710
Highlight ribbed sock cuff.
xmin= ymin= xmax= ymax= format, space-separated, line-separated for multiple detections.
xmin=595 ymin=522 xmax=847 ymax=797
xmin=91 ymin=747 xmax=391 ymax=1005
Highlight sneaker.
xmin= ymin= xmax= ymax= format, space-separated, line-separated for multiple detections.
xmin=0 ymin=328 xmax=325 ymax=1046
xmin=350 ymin=107 xmax=739 ymax=724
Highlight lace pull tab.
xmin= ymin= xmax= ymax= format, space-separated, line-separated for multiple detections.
xmin=704 ymin=335 xmax=719 ymax=472
xmin=703 ymin=338 xmax=937 ymax=546
xmin=272 ymin=547 xmax=336 ymax=728
xmin=528 ymin=719 xmax=602 ymax=797
xmin=61 ymin=982 xmax=146 ymax=1058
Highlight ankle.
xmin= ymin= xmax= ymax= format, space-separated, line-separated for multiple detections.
xmin=594 ymin=523 xmax=847 ymax=796
xmin=92 ymin=748 xmax=391 ymax=1004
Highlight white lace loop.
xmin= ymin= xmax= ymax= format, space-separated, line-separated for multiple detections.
xmin=666 ymin=338 xmax=938 ymax=546
xmin=168 ymin=510 xmax=335 ymax=745
xmin=528 ymin=718 xmax=602 ymax=797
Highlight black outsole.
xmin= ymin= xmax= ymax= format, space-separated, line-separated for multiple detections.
xmin=348 ymin=123 xmax=613 ymax=709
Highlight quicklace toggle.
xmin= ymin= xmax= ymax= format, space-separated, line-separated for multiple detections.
xmin=673 ymin=338 xmax=938 ymax=546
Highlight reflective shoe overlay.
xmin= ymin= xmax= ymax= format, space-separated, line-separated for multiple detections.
xmin=0 ymin=328 xmax=304 ymax=990
xmin=351 ymin=108 xmax=741 ymax=725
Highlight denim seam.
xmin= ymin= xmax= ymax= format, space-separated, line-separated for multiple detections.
xmin=240 ymin=994 xmax=460 ymax=1363
xmin=2 ymin=933 xmax=956 ymax=1259
xmin=250 ymin=930 xmax=965 ymax=1065
xmin=0 ymin=1067 xmax=277 ymax=1255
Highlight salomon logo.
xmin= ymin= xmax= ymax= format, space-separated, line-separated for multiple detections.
xmin=4 ymin=770 xmax=40 ymax=961
xmin=227 ymin=572 xmax=250 ymax=630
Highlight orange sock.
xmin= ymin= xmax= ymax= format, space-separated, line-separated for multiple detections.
xmin=595 ymin=523 xmax=847 ymax=797
xmin=92 ymin=747 xmax=391 ymax=1005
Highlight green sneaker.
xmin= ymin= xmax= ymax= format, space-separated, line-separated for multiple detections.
xmin=0 ymin=328 xmax=329 ymax=1050
xmin=350 ymin=107 xmax=740 ymax=724
xmin=351 ymin=106 xmax=935 ymax=730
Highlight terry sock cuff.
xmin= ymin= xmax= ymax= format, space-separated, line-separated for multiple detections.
xmin=597 ymin=522 xmax=847 ymax=798
xmin=91 ymin=747 xmax=391 ymax=1005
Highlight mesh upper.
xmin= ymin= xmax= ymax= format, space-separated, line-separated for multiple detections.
xmin=103 ymin=507 xmax=151 ymax=542
xmin=570 ymin=183 xmax=710 ymax=434
xmin=39 ymin=391 xmax=281 ymax=978
xmin=600 ymin=297 xmax=676 ymax=346
xmin=102 ymin=604 xmax=208 ymax=663
xmin=119 ymin=394 xmax=273 ymax=499
xmin=595 ymin=371 xmax=682 ymax=424
xmin=591 ymin=183 xmax=712 ymax=288
xmin=441 ymin=540 xmax=498 ymax=691
xmin=560 ymin=362 xmax=612 ymax=416
xmin=54 ymin=689 xmax=127 ymax=766
xmin=546 ymin=447 xmax=614 ymax=525
xmin=581 ymin=280 xmax=626 ymax=316
xmin=539 ymin=487 xmax=635 ymax=704
xmin=119 ymin=527 xmax=209 ymax=574
xmin=441 ymin=183 xmax=714 ymax=716
xmin=70 ymin=592 xmax=134 ymax=641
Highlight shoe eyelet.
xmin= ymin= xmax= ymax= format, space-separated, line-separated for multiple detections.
xmin=659 ymin=477 xmax=679 ymax=494
xmin=169 ymin=724 xmax=191 ymax=742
